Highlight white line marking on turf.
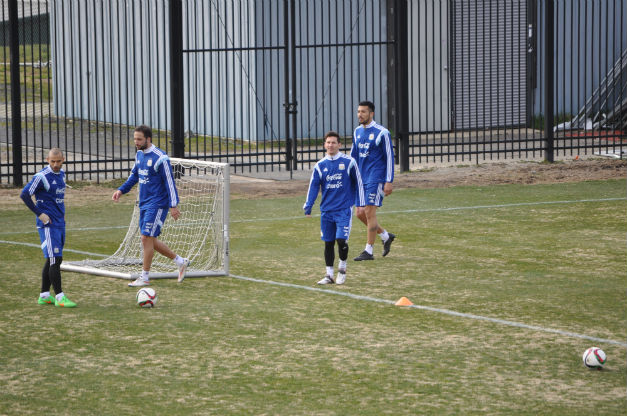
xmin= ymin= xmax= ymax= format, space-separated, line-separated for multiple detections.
xmin=229 ymin=274 xmax=627 ymax=348
xmin=0 ymin=240 xmax=108 ymax=257
xmin=1 ymin=197 xmax=623 ymax=235
xmin=230 ymin=197 xmax=626 ymax=223
xmin=3 ymin=223 xmax=626 ymax=348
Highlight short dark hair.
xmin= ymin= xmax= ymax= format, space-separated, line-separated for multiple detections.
xmin=134 ymin=125 xmax=153 ymax=140
xmin=358 ymin=101 xmax=375 ymax=112
xmin=324 ymin=131 xmax=340 ymax=143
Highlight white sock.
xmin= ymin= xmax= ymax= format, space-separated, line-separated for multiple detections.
xmin=379 ymin=230 xmax=389 ymax=242
xmin=141 ymin=270 xmax=150 ymax=281
xmin=326 ymin=266 xmax=334 ymax=277
xmin=40 ymin=291 xmax=50 ymax=298
xmin=55 ymin=292 xmax=64 ymax=301
xmin=338 ymin=260 xmax=347 ymax=271
xmin=365 ymin=244 xmax=373 ymax=255
xmin=174 ymin=255 xmax=184 ymax=267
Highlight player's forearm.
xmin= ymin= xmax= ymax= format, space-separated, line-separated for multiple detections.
xmin=20 ymin=189 xmax=43 ymax=216
xmin=118 ymin=175 xmax=138 ymax=194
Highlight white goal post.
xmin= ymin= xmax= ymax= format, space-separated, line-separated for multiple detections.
xmin=61 ymin=158 xmax=229 ymax=279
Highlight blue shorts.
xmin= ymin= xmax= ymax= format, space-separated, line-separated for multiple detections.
xmin=320 ymin=207 xmax=353 ymax=242
xmin=359 ymin=183 xmax=385 ymax=207
xmin=139 ymin=208 xmax=169 ymax=237
xmin=38 ymin=226 xmax=65 ymax=260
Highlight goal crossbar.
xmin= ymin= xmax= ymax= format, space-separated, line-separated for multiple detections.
xmin=61 ymin=158 xmax=229 ymax=280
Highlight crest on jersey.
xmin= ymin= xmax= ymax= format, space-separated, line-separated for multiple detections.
xmin=339 ymin=163 xmax=345 ymax=170
xmin=368 ymin=133 xmax=375 ymax=140
xmin=147 ymin=159 xmax=153 ymax=167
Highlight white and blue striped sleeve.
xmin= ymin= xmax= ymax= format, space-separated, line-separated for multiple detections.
xmin=303 ymin=163 xmax=322 ymax=215
xmin=382 ymin=130 xmax=394 ymax=183
xmin=157 ymin=156 xmax=179 ymax=208
xmin=350 ymin=158 xmax=365 ymax=207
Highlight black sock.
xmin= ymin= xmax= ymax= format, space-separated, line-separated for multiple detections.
xmin=48 ymin=257 xmax=63 ymax=295
xmin=324 ymin=241 xmax=335 ymax=267
xmin=41 ymin=258 xmax=51 ymax=293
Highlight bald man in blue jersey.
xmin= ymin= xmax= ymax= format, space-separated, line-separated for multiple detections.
xmin=112 ymin=125 xmax=190 ymax=286
xmin=350 ymin=101 xmax=396 ymax=261
xmin=304 ymin=131 xmax=365 ymax=284
xmin=20 ymin=148 xmax=77 ymax=307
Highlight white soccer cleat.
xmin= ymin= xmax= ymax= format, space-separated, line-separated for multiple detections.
xmin=317 ymin=275 xmax=334 ymax=285
xmin=178 ymin=258 xmax=190 ymax=283
xmin=336 ymin=269 xmax=346 ymax=285
xmin=128 ymin=278 xmax=150 ymax=287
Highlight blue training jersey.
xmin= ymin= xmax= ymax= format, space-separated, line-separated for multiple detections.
xmin=303 ymin=152 xmax=365 ymax=215
xmin=20 ymin=166 xmax=66 ymax=228
xmin=350 ymin=120 xmax=395 ymax=184
xmin=118 ymin=145 xmax=179 ymax=209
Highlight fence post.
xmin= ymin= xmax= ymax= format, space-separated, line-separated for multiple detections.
xmin=544 ymin=0 xmax=554 ymax=162
xmin=388 ymin=0 xmax=409 ymax=172
xmin=9 ymin=0 xmax=23 ymax=186
xmin=169 ymin=0 xmax=185 ymax=158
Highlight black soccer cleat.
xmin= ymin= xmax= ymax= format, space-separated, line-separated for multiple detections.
xmin=382 ymin=233 xmax=396 ymax=257
xmin=353 ymin=250 xmax=374 ymax=261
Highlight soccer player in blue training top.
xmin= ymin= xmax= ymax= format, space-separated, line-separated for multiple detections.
xmin=350 ymin=101 xmax=396 ymax=261
xmin=304 ymin=131 xmax=365 ymax=285
xmin=112 ymin=125 xmax=190 ymax=286
xmin=20 ymin=148 xmax=77 ymax=307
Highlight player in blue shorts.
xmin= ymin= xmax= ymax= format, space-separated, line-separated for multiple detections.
xmin=350 ymin=101 xmax=396 ymax=261
xmin=20 ymin=148 xmax=77 ymax=307
xmin=304 ymin=131 xmax=365 ymax=284
xmin=112 ymin=125 xmax=190 ymax=286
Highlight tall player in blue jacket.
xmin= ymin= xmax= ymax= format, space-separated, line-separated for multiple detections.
xmin=350 ymin=101 xmax=396 ymax=261
xmin=112 ymin=125 xmax=190 ymax=286
xmin=20 ymin=148 xmax=77 ymax=307
xmin=304 ymin=131 xmax=365 ymax=285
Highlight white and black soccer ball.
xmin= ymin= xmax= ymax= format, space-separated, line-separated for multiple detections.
xmin=582 ymin=347 xmax=606 ymax=369
xmin=136 ymin=287 xmax=158 ymax=308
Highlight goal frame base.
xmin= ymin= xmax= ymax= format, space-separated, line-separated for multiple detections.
xmin=61 ymin=263 xmax=228 ymax=280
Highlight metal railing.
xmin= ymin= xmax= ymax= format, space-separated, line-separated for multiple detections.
xmin=1 ymin=0 xmax=625 ymax=186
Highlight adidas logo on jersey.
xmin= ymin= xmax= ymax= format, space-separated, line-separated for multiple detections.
xmin=52 ymin=180 xmax=57 ymax=184
xmin=323 ymin=168 xmax=328 ymax=172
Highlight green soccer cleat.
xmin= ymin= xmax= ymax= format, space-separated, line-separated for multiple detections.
xmin=55 ymin=295 xmax=77 ymax=308
xmin=38 ymin=295 xmax=56 ymax=305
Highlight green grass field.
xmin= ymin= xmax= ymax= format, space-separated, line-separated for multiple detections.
xmin=1 ymin=178 xmax=626 ymax=415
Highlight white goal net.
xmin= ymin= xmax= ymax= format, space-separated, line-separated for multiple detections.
xmin=61 ymin=158 xmax=229 ymax=279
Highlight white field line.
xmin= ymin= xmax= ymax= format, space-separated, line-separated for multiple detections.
xmin=0 ymin=237 xmax=624 ymax=347
xmin=1 ymin=197 xmax=624 ymax=235
xmin=229 ymin=274 xmax=627 ymax=348
xmin=0 ymin=239 xmax=108 ymax=257
xmin=2 ymin=196 xmax=626 ymax=347
xmin=231 ymin=197 xmax=627 ymax=223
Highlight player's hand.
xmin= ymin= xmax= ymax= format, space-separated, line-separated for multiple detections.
xmin=38 ymin=213 xmax=51 ymax=225
xmin=383 ymin=182 xmax=393 ymax=196
xmin=305 ymin=214 xmax=311 ymax=218
xmin=112 ymin=190 xmax=122 ymax=202
xmin=171 ymin=206 xmax=181 ymax=220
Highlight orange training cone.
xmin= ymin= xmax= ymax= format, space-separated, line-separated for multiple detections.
xmin=395 ymin=297 xmax=413 ymax=306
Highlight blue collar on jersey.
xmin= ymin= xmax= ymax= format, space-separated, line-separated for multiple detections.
xmin=325 ymin=152 xmax=344 ymax=161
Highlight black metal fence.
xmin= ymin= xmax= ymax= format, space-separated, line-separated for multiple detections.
xmin=1 ymin=0 xmax=626 ymax=186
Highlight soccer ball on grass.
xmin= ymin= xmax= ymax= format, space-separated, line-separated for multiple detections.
xmin=582 ymin=347 xmax=606 ymax=369
xmin=136 ymin=287 xmax=158 ymax=308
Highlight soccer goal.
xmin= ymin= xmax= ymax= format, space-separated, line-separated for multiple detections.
xmin=61 ymin=158 xmax=229 ymax=279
